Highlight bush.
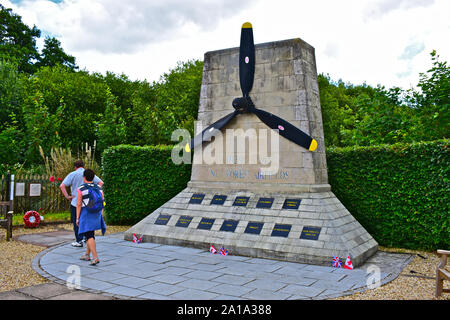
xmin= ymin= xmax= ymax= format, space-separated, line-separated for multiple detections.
xmin=102 ymin=144 xmax=191 ymax=224
xmin=102 ymin=141 xmax=449 ymax=250
xmin=327 ymin=139 xmax=449 ymax=250
xmin=39 ymin=142 xmax=100 ymax=180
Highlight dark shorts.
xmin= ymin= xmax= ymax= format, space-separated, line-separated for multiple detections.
xmin=81 ymin=231 xmax=95 ymax=240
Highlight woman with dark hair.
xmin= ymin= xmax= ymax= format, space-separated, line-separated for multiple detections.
xmin=76 ymin=169 xmax=106 ymax=265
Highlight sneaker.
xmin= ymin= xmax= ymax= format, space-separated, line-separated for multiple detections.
xmin=71 ymin=241 xmax=83 ymax=247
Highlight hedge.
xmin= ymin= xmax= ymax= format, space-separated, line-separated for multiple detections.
xmin=102 ymin=145 xmax=191 ymax=225
xmin=327 ymin=139 xmax=449 ymax=250
xmin=102 ymin=140 xmax=449 ymax=250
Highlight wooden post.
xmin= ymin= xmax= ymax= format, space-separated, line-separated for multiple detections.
xmin=435 ymin=250 xmax=450 ymax=298
xmin=6 ymin=210 xmax=12 ymax=241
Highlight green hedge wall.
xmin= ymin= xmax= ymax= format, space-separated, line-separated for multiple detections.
xmin=102 ymin=145 xmax=191 ymax=225
xmin=327 ymin=139 xmax=449 ymax=250
xmin=103 ymin=140 xmax=449 ymax=250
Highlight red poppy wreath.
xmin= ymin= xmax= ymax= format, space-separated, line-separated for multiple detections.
xmin=24 ymin=210 xmax=41 ymax=228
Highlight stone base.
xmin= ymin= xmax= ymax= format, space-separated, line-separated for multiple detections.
xmin=124 ymin=184 xmax=378 ymax=267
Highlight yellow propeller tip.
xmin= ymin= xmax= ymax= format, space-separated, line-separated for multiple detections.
xmin=309 ymin=139 xmax=318 ymax=151
xmin=185 ymin=143 xmax=191 ymax=153
xmin=242 ymin=22 xmax=252 ymax=29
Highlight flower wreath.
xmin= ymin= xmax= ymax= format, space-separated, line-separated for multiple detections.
xmin=24 ymin=210 xmax=41 ymax=228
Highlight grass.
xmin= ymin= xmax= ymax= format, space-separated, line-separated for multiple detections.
xmin=12 ymin=211 xmax=71 ymax=226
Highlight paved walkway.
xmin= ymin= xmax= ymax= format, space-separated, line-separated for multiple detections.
xmin=0 ymin=282 xmax=115 ymax=300
xmin=28 ymin=232 xmax=413 ymax=300
xmin=15 ymin=230 xmax=75 ymax=247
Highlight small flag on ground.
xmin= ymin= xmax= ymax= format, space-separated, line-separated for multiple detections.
xmin=344 ymin=256 xmax=353 ymax=270
xmin=210 ymin=245 xmax=217 ymax=254
xmin=132 ymin=233 xmax=143 ymax=243
xmin=220 ymin=247 xmax=228 ymax=256
xmin=332 ymin=256 xmax=342 ymax=268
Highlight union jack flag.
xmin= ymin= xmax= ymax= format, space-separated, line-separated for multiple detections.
xmin=132 ymin=233 xmax=143 ymax=243
xmin=332 ymin=256 xmax=342 ymax=268
xmin=220 ymin=247 xmax=228 ymax=256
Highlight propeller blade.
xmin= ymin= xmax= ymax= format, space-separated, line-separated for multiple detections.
xmin=251 ymin=107 xmax=318 ymax=151
xmin=239 ymin=22 xmax=255 ymax=97
xmin=186 ymin=110 xmax=239 ymax=152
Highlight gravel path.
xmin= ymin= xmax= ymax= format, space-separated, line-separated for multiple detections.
xmin=0 ymin=224 xmax=129 ymax=293
xmin=335 ymin=248 xmax=449 ymax=300
xmin=1 ymin=224 xmax=448 ymax=300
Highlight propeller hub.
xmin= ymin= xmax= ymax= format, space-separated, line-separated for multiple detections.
xmin=232 ymin=96 xmax=255 ymax=113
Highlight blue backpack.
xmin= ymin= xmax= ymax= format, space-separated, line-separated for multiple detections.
xmin=84 ymin=183 xmax=104 ymax=213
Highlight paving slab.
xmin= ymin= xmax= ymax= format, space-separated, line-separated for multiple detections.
xmin=48 ymin=291 xmax=114 ymax=300
xmin=17 ymin=283 xmax=72 ymax=299
xmin=138 ymin=282 xmax=184 ymax=296
xmin=211 ymin=274 xmax=254 ymax=286
xmin=102 ymin=285 xmax=147 ymax=298
xmin=207 ymin=283 xmax=254 ymax=298
xmin=179 ymin=278 xmax=220 ymax=291
xmin=242 ymin=289 xmax=292 ymax=300
xmin=15 ymin=230 xmax=75 ymax=247
xmin=0 ymin=291 xmax=38 ymax=300
xmin=244 ymin=279 xmax=287 ymax=291
xmin=29 ymin=233 xmax=414 ymax=300
xmin=171 ymin=288 xmax=219 ymax=300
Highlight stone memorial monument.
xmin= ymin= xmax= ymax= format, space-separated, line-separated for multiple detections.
xmin=124 ymin=23 xmax=378 ymax=267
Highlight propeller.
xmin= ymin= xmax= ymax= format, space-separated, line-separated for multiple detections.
xmin=185 ymin=22 xmax=317 ymax=153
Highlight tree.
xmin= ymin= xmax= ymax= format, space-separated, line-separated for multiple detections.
xmin=24 ymin=64 xmax=109 ymax=151
xmin=318 ymin=74 xmax=352 ymax=147
xmin=410 ymin=50 xmax=449 ymax=140
xmin=0 ymin=113 xmax=25 ymax=166
xmin=22 ymin=89 xmax=64 ymax=163
xmin=318 ymin=74 xmax=422 ymax=147
xmin=96 ymin=88 xmax=127 ymax=152
xmin=37 ymin=36 xmax=77 ymax=70
xmin=93 ymin=71 xmax=153 ymax=145
xmin=126 ymin=80 xmax=157 ymax=145
xmin=0 ymin=59 xmax=24 ymax=129
xmin=0 ymin=4 xmax=40 ymax=73
xmin=150 ymin=60 xmax=203 ymax=144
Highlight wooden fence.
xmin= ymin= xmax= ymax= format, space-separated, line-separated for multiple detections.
xmin=1 ymin=174 xmax=70 ymax=215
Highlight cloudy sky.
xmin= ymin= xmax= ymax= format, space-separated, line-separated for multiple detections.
xmin=3 ymin=0 xmax=449 ymax=90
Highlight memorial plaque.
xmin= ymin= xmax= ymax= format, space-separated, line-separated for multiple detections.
xmin=256 ymin=197 xmax=274 ymax=209
xmin=220 ymin=219 xmax=239 ymax=232
xmin=176 ymin=215 xmax=193 ymax=228
xmin=244 ymin=222 xmax=264 ymax=235
xmin=271 ymin=224 xmax=291 ymax=237
xmin=282 ymin=198 xmax=301 ymax=210
xmin=197 ymin=218 xmax=215 ymax=230
xmin=154 ymin=214 xmax=171 ymax=225
xmin=189 ymin=193 xmax=205 ymax=204
xmin=29 ymin=183 xmax=41 ymax=197
xmin=300 ymin=226 xmax=321 ymax=240
xmin=233 ymin=196 xmax=250 ymax=207
xmin=210 ymin=195 xmax=227 ymax=205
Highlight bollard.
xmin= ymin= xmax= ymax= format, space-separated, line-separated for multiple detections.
xmin=6 ymin=211 xmax=13 ymax=241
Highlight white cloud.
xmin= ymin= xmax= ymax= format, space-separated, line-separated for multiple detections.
xmin=363 ymin=0 xmax=435 ymax=20
xmin=4 ymin=0 xmax=450 ymax=90
xmin=12 ymin=0 xmax=256 ymax=54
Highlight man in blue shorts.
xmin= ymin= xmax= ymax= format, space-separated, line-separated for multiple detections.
xmin=60 ymin=160 xmax=103 ymax=247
